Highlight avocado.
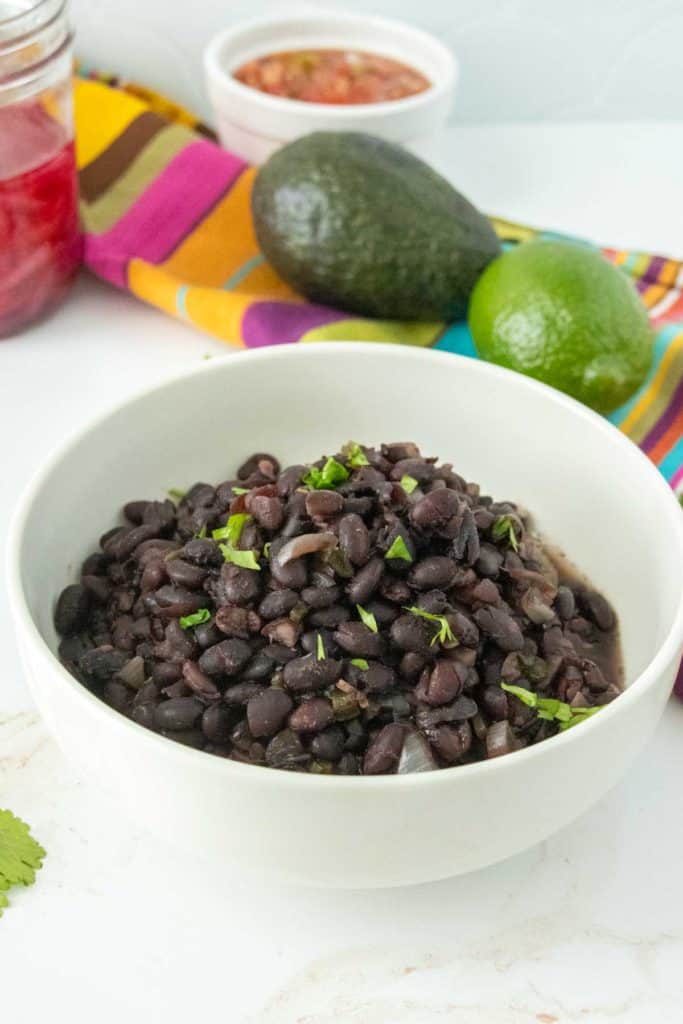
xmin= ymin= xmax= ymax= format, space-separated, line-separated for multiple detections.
xmin=251 ymin=132 xmax=501 ymax=321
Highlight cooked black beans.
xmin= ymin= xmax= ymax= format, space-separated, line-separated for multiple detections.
xmin=55 ymin=442 xmax=622 ymax=774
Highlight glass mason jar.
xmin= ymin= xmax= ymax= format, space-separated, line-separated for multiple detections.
xmin=0 ymin=0 xmax=81 ymax=337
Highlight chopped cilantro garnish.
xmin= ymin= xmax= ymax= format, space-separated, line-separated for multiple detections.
xmin=213 ymin=512 xmax=251 ymax=545
xmin=179 ymin=608 xmax=211 ymax=630
xmin=168 ymin=488 xmax=185 ymax=500
xmin=0 ymin=809 xmax=45 ymax=917
xmin=350 ymin=658 xmax=369 ymax=670
xmin=405 ymin=605 xmax=457 ymax=647
xmin=195 ymin=524 xmax=208 ymax=539
xmin=232 ymin=486 xmax=249 ymax=496
xmin=501 ymin=683 xmax=602 ymax=731
xmin=384 ymin=535 xmax=412 ymax=562
xmin=219 ymin=545 xmax=261 ymax=571
xmin=400 ymin=474 xmax=419 ymax=495
xmin=303 ymin=457 xmax=349 ymax=490
xmin=263 ymin=542 xmax=271 ymax=558
xmin=491 ymin=515 xmax=520 ymax=552
xmin=356 ymin=605 xmax=378 ymax=633
xmin=344 ymin=441 xmax=370 ymax=468
xmin=316 ymin=634 xmax=326 ymax=660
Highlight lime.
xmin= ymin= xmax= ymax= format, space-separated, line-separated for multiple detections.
xmin=467 ymin=240 xmax=654 ymax=413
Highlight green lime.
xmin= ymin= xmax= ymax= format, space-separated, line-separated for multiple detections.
xmin=468 ymin=240 xmax=654 ymax=413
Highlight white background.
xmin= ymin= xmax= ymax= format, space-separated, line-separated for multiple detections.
xmin=71 ymin=0 xmax=683 ymax=123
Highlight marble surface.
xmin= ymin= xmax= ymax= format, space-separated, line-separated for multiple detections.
xmin=1 ymin=123 xmax=682 ymax=1023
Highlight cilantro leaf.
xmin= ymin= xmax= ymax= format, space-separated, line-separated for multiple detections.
xmin=232 ymin=486 xmax=249 ymax=495
xmin=491 ymin=515 xmax=520 ymax=552
xmin=213 ymin=512 xmax=251 ymax=545
xmin=405 ymin=606 xmax=457 ymax=647
xmin=400 ymin=474 xmax=419 ymax=495
xmin=195 ymin=524 xmax=208 ymax=539
xmin=168 ymin=487 xmax=185 ymax=500
xmin=316 ymin=634 xmax=326 ymax=660
xmin=303 ymin=457 xmax=349 ymax=490
xmin=0 ymin=810 xmax=45 ymax=916
xmin=220 ymin=545 xmax=261 ymax=571
xmin=343 ymin=442 xmax=370 ymax=468
xmin=500 ymin=683 xmax=603 ymax=731
xmin=350 ymin=658 xmax=369 ymax=670
xmin=179 ymin=608 xmax=211 ymax=630
xmin=356 ymin=605 xmax=378 ymax=633
xmin=263 ymin=542 xmax=271 ymax=559
xmin=384 ymin=535 xmax=413 ymax=563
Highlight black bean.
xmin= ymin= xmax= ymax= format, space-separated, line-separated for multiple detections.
xmin=364 ymin=599 xmax=399 ymax=626
xmin=241 ymin=650 xmax=276 ymax=681
xmin=265 ymin=729 xmax=308 ymax=769
xmin=104 ymin=524 xmax=158 ymax=561
xmin=79 ymin=645 xmax=130 ymax=681
xmin=102 ymin=680 xmax=131 ymax=712
xmin=251 ymin=494 xmax=284 ymax=531
xmin=289 ymin=697 xmax=334 ymax=733
xmin=82 ymin=552 xmax=108 ymax=576
xmin=338 ymin=514 xmax=370 ymax=566
xmin=283 ymin=655 xmax=342 ymax=693
xmin=305 ymin=490 xmax=344 ymax=518
xmin=308 ymin=605 xmax=351 ymax=628
xmin=378 ymin=576 xmax=412 ymax=605
xmin=389 ymin=614 xmax=433 ymax=655
xmin=269 ymin=538 xmax=308 ymax=588
xmin=238 ymin=453 xmax=280 ymax=481
xmin=199 ymin=638 xmax=252 ymax=677
xmin=358 ymin=662 xmax=397 ymax=693
xmin=261 ymin=617 xmax=302 ymax=647
xmin=429 ymin=722 xmax=472 ymax=763
xmin=81 ymin=575 xmax=112 ymax=605
xmin=224 ymin=681 xmax=266 ymax=705
xmin=409 ymin=487 xmax=459 ymax=529
xmin=382 ymin=442 xmax=420 ymax=463
xmin=220 ymin=563 xmax=262 ymax=606
xmin=277 ymin=465 xmax=306 ymax=496
xmin=152 ymin=619 xmax=196 ymax=663
xmin=258 ymin=588 xmax=299 ymax=619
xmin=475 ymin=543 xmax=504 ymax=579
xmin=247 ymin=688 xmax=294 ymax=737
xmin=201 ymin=703 xmax=234 ymax=744
xmin=194 ymin=620 xmax=223 ymax=649
xmin=131 ymin=703 xmax=158 ymax=729
xmin=363 ymin=724 xmax=405 ymax=774
xmin=346 ymin=555 xmax=384 ymax=605
xmin=333 ymin=621 xmax=384 ymax=658
xmin=300 ymin=629 xmax=339 ymax=658
xmin=481 ymin=685 xmax=509 ymax=721
xmin=54 ymin=584 xmax=91 ymax=635
xmin=152 ymin=662 xmax=182 ymax=687
xmin=311 ymin=725 xmax=346 ymax=761
xmin=265 ymin=643 xmax=299 ymax=664
xmin=143 ymin=500 xmax=176 ymax=534
xmin=154 ymin=697 xmax=203 ymax=731
xmin=166 ymin=559 xmax=207 ymax=589
xmin=416 ymin=660 xmax=465 ymax=706
xmin=409 ymin=556 xmax=457 ymax=590
xmin=182 ymin=660 xmax=220 ymax=700
xmin=150 ymin=585 xmax=204 ymax=619
xmin=579 ymin=590 xmax=616 ymax=631
xmin=416 ymin=697 xmax=478 ymax=731
xmin=182 ymin=538 xmax=223 ymax=567
xmin=342 ymin=496 xmax=375 ymax=516
xmin=474 ymin=607 xmax=525 ymax=652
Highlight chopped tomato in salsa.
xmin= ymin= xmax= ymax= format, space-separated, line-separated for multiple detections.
xmin=233 ymin=49 xmax=431 ymax=105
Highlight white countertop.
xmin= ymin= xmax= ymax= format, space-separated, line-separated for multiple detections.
xmin=2 ymin=123 xmax=682 ymax=1023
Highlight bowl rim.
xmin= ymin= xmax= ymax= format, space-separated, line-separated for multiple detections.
xmin=203 ymin=11 xmax=458 ymax=120
xmin=8 ymin=343 xmax=683 ymax=791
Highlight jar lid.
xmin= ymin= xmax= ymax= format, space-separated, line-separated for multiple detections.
xmin=0 ymin=0 xmax=70 ymax=84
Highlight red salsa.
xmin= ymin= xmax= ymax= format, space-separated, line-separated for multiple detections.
xmin=233 ymin=48 xmax=431 ymax=105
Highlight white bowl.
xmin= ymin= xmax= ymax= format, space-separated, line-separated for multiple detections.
xmin=8 ymin=345 xmax=683 ymax=888
xmin=203 ymin=12 xmax=457 ymax=164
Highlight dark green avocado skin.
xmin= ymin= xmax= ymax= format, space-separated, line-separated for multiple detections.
xmin=251 ymin=132 xmax=502 ymax=321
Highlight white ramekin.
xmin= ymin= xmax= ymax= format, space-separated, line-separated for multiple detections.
xmin=8 ymin=344 xmax=683 ymax=888
xmin=203 ymin=12 xmax=458 ymax=164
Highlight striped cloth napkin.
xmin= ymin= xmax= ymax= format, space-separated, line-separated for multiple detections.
xmin=74 ymin=73 xmax=683 ymax=506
